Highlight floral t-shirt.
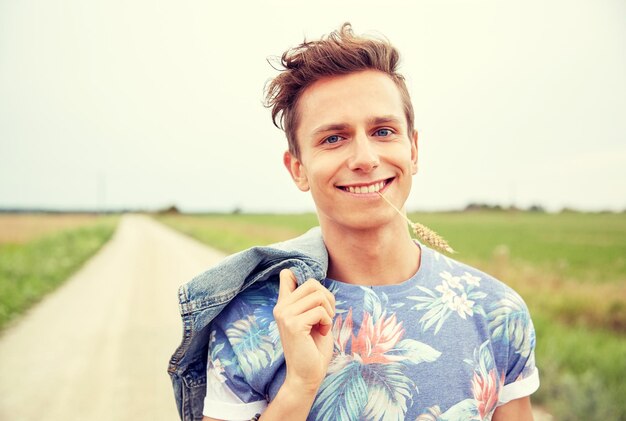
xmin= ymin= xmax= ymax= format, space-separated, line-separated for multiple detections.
xmin=203 ymin=242 xmax=539 ymax=421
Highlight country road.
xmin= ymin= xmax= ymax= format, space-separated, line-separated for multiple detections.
xmin=0 ymin=214 xmax=225 ymax=420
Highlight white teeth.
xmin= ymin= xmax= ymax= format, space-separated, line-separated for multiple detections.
xmin=343 ymin=180 xmax=387 ymax=194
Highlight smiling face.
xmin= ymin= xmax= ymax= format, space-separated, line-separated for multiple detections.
xmin=284 ymin=70 xmax=418 ymax=232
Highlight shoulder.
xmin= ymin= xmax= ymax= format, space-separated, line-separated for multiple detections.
xmin=425 ymin=246 xmax=524 ymax=307
xmin=421 ymin=246 xmax=534 ymax=340
xmin=427 ymin=250 xmax=537 ymax=356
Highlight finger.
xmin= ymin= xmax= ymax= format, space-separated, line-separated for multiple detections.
xmin=325 ymin=287 xmax=336 ymax=312
xmin=288 ymin=278 xmax=335 ymax=306
xmin=280 ymin=290 xmax=335 ymax=319
xmin=317 ymin=321 xmax=332 ymax=336
xmin=294 ymin=307 xmax=333 ymax=331
xmin=278 ymin=269 xmax=297 ymax=300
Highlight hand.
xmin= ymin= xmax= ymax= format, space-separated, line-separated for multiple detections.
xmin=272 ymin=269 xmax=336 ymax=394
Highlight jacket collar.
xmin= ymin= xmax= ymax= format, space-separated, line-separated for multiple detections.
xmin=268 ymin=226 xmax=328 ymax=268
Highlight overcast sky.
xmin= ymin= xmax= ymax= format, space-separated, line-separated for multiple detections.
xmin=1 ymin=0 xmax=625 ymax=213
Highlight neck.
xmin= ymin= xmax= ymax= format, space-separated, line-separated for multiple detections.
xmin=321 ymin=218 xmax=421 ymax=286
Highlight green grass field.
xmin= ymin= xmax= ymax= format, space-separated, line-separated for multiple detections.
xmin=157 ymin=211 xmax=626 ymax=420
xmin=0 ymin=216 xmax=119 ymax=331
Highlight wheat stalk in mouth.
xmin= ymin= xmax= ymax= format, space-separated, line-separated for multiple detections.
xmin=377 ymin=192 xmax=456 ymax=254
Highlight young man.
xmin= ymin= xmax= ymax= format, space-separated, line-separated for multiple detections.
xmin=172 ymin=23 xmax=539 ymax=421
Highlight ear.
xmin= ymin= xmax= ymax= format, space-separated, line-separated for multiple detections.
xmin=283 ymin=151 xmax=310 ymax=192
xmin=410 ymin=129 xmax=419 ymax=174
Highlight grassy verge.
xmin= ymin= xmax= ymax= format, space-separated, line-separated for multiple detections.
xmin=0 ymin=216 xmax=119 ymax=331
xmin=532 ymin=315 xmax=626 ymax=420
xmin=155 ymin=211 xmax=626 ymax=419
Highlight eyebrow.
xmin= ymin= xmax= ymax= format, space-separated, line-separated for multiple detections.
xmin=367 ymin=115 xmax=403 ymax=126
xmin=311 ymin=115 xmax=404 ymax=136
xmin=311 ymin=123 xmax=350 ymax=136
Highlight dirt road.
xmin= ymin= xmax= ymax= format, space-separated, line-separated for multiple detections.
xmin=0 ymin=214 xmax=225 ymax=420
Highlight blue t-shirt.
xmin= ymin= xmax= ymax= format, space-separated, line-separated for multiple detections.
xmin=203 ymin=243 xmax=539 ymax=420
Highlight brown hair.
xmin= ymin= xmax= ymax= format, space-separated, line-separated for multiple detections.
xmin=264 ymin=23 xmax=415 ymax=158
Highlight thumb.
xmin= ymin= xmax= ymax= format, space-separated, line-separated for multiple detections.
xmin=278 ymin=268 xmax=297 ymax=299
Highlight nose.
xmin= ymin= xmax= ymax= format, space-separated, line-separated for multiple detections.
xmin=347 ymin=132 xmax=380 ymax=172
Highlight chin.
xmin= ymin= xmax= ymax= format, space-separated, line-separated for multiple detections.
xmin=321 ymin=206 xmax=401 ymax=233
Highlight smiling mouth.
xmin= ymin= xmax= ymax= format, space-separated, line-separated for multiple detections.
xmin=337 ymin=177 xmax=394 ymax=194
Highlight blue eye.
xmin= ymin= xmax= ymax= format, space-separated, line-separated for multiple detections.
xmin=374 ymin=128 xmax=392 ymax=137
xmin=324 ymin=135 xmax=342 ymax=144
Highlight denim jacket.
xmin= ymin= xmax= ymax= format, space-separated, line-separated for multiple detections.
xmin=167 ymin=227 xmax=328 ymax=421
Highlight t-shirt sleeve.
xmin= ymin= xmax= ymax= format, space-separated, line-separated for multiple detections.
xmin=497 ymin=291 xmax=540 ymax=405
xmin=203 ymin=326 xmax=268 ymax=420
